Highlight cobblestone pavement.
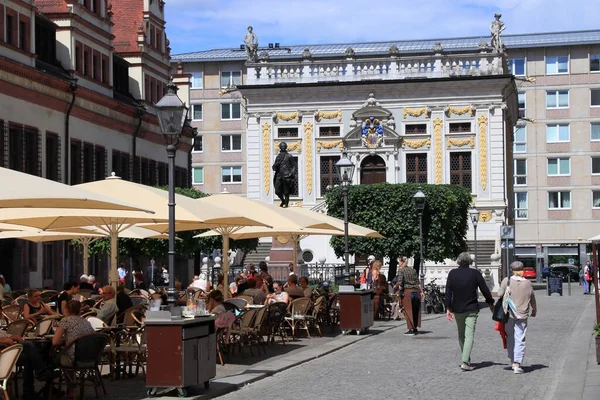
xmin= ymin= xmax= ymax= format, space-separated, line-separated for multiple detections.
xmin=217 ymin=290 xmax=593 ymax=400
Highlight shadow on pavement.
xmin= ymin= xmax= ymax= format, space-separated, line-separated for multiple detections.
xmin=525 ymin=364 xmax=548 ymax=373
xmin=471 ymin=361 xmax=505 ymax=369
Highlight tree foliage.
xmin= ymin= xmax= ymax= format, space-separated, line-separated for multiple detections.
xmin=325 ymin=183 xmax=472 ymax=263
xmin=83 ymin=187 xmax=258 ymax=261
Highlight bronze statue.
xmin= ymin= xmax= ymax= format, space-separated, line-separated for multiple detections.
xmin=272 ymin=141 xmax=296 ymax=207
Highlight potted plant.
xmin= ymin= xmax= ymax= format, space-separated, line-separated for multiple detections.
xmin=593 ymin=324 xmax=600 ymax=364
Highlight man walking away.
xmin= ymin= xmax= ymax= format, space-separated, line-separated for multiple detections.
xmin=445 ymin=252 xmax=495 ymax=371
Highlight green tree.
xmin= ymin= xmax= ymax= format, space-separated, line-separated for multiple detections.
xmin=83 ymin=187 xmax=258 ymax=265
xmin=325 ymin=183 xmax=472 ymax=267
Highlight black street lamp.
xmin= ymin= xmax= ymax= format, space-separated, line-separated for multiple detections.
xmin=335 ymin=152 xmax=355 ymax=276
xmin=412 ymin=187 xmax=426 ymax=298
xmin=469 ymin=207 xmax=480 ymax=270
xmin=155 ymin=80 xmax=188 ymax=306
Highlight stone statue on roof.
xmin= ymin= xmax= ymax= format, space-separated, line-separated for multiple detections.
xmin=489 ymin=13 xmax=506 ymax=52
xmin=244 ymin=26 xmax=258 ymax=62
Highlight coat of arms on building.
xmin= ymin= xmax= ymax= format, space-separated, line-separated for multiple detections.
xmin=361 ymin=116 xmax=384 ymax=148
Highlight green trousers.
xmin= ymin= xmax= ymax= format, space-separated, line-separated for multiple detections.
xmin=454 ymin=310 xmax=479 ymax=364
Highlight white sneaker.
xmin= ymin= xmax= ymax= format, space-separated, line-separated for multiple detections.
xmin=513 ymin=366 xmax=524 ymax=374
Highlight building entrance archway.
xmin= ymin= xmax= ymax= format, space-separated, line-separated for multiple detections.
xmin=360 ymin=155 xmax=386 ymax=185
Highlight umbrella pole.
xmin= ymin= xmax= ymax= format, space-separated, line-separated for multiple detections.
xmin=82 ymin=238 xmax=90 ymax=275
xmin=223 ymin=233 xmax=230 ymax=299
xmin=293 ymin=238 xmax=298 ymax=275
xmin=110 ymin=225 xmax=118 ymax=289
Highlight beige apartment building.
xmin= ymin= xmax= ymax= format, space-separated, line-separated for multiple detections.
xmin=174 ymin=29 xmax=600 ymax=271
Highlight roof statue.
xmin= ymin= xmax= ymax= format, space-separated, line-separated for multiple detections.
xmin=490 ymin=13 xmax=506 ymax=52
xmin=244 ymin=25 xmax=258 ymax=62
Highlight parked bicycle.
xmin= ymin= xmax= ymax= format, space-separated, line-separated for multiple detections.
xmin=423 ymin=278 xmax=445 ymax=314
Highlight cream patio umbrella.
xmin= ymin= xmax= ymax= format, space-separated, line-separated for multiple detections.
xmin=188 ymin=193 xmax=343 ymax=295
xmin=0 ymin=167 xmax=147 ymax=211
xmin=0 ymin=226 xmax=172 ymax=275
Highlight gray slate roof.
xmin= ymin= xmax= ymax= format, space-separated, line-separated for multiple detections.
xmin=173 ymin=30 xmax=600 ymax=63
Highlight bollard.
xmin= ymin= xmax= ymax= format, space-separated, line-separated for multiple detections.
xmin=568 ymin=274 xmax=571 ymax=296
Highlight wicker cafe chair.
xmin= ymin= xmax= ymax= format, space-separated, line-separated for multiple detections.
xmin=236 ymin=295 xmax=254 ymax=305
xmin=1 ymin=306 xmax=21 ymax=325
xmin=284 ymin=297 xmax=312 ymax=339
xmin=265 ymin=302 xmax=288 ymax=345
xmin=224 ymin=298 xmax=248 ymax=312
xmin=0 ymin=344 xmax=23 ymax=400
xmin=228 ymin=308 xmax=258 ymax=357
xmin=32 ymin=318 xmax=54 ymax=337
xmin=4 ymin=320 xmax=33 ymax=338
xmin=114 ymin=326 xmax=147 ymax=378
xmin=11 ymin=296 xmax=28 ymax=308
xmin=306 ymin=295 xmax=326 ymax=337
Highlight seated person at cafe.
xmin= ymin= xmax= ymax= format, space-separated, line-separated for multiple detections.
xmin=116 ymin=284 xmax=134 ymax=324
xmin=207 ymin=290 xmax=226 ymax=314
xmin=265 ymin=281 xmax=289 ymax=305
xmin=284 ymin=274 xmax=305 ymax=299
xmin=229 ymin=275 xmax=242 ymax=296
xmin=57 ymin=281 xmax=80 ymax=315
xmin=23 ymin=289 xmax=56 ymax=322
xmin=242 ymin=278 xmax=267 ymax=305
xmin=254 ymin=275 xmax=268 ymax=295
xmin=94 ymin=285 xmax=118 ymax=325
xmin=134 ymin=272 xmax=147 ymax=290
xmin=299 ymin=276 xmax=312 ymax=298
xmin=88 ymin=275 xmax=102 ymax=293
xmin=52 ymin=300 xmax=95 ymax=365
xmin=79 ymin=274 xmax=94 ymax=291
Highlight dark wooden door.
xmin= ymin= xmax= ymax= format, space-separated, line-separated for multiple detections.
xmin=360 ymin=155 xmax=386 ymax=185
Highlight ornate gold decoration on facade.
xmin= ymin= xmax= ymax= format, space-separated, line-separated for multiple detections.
xmin=315 ymin=109 xmax=342 ymax=122
xmin=273 ymin=111 xmax=301 ymax=123
xmin=445 ymin=104 xmax=475 ymax=117
xmin=262 ymin=122 xmax=271 ymax=194
xmin=478 ymin=210 xmax=492 ymax=222
xmin=446 ymin=136 xmax=475 ymax=149
xmin=402 ymin=138 xmax=431 ymax=149
xmin=403 ymin=107 xmax=430 ymax=119
xmin=304 ymin=122 xmax=313 ymax=195
xmin=477 ymin=114 xmax=488 ymax=190
xmin=274 ymin=140 xmax=302 ymax=153
xmin=316 ymin=140 xmax=344 ymax=152
xmin=434 ymin=118 xmax=443 ymax=184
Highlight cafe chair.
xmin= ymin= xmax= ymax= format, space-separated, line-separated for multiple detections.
xmin=79 ymin=289 xmax=93 ymax=300
xmin=284 ymin=298 xmax=312 ymax=339
xmin=224 ymin=298 xmax=248 ymax=311
xmin=4 ymin=320 xmax=33 ymax=338
xmin=11 ymin=296 xmax=28 ymax=308
xmin=265 ymin=302 xmax=288 ymax=345
xmin=50 ymin=333 xmax=109 ymax=400
xmin=128 ymin=296 xmax=147 ymax=307
xmin=237 ymin=295 xmax=254 ymax=305
xmin=0 ymin=344 xmax=23 ymax=400
xmin=1 ymin=306 xmax=21 ymax=325
xmin=33 ymin=318 xmax=53 ymax=337
xmin=86 ymin=317 xmax=107 ymax=331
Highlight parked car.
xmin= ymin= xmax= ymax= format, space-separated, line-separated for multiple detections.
xmin=549 ymin=264 xmax=580 ymax=282
xmin=522 ymin=266 xmax=536 ymax=279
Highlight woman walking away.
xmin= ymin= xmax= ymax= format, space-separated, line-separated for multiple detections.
xmin=498 ymin=261 xmax=537 ymax=374
xmin=395 ymin=257 xmax=424 ymax=335
xmin=445 ymin=252 xmax=495 ymax=371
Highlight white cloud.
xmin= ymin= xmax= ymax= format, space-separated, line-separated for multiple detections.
xmin=165 ymin=0 xmax=600 ymax=54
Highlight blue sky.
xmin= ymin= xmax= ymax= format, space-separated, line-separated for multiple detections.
xmin=165 ymin=0 xmax=599 ymax=55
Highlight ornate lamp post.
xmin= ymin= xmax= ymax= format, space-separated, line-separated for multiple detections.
xmin=413 ymin=188 xmax=426 ymax=300
xmin=155 ymin=80 xmax=188 ymax=305
xmin=335 ymin=153 xmax=355 ymax=276
xmin=469 ymin=207 xmax=480 ymax=269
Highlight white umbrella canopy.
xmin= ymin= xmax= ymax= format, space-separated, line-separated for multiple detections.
xmin=589 ymin=234 xmax=600 ymax=242
xmin=0 ymin=167 xmax=148 ymax=211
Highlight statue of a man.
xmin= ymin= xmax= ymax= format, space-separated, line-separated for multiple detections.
xmin=244 ymin=25 xmax=258 ymax=62
xmin=489 ymin=13 xmax=505 ymax=52
xmin=272 ymin=142 xmax=296 ymax=208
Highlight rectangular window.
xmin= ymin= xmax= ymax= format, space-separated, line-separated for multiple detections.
xmin=591 ymin=54 xmax=600 ymax=72
xmin=406 ymin=153 xmax=428 ymax=184
xmin=192 ymin=167 xmax=203 ymax=184
xmin=449 ymin=152 xmax=472 ymax=191
xmin=546 ymin=90 xmax=569 ymax=108
xmin=82 ymin=143 xmax=94 ymax=182
xmin=319 ymin=126 xmax=341 ymax=137
xmin=191 ymin=72 xmax=203 ymax=89
xmin=70 ymin=140 xmax=82 ymax=184
xmin=148 ymin=159 xmax=157 ymax=185
xmin=8 ymin=124 xmax=23 ymax=172
xmin=221 ymin=166 xmax=242 ymax=183
xmin=449 ymin=122 xmax=472 ymax=133
xmin=92 ymin=52 xmax=100 ymax=81
xmin=547 ymin=157 xmax=570 ymax=176
xmin=45 ymin=134 xmax=60 ymax=182
xmin=592 ymin=157 xmax=600 ymax=175
xmin=192 ymin=136 xmax=203 ymax=152
xmin=548 ymin=191 xmax=571 ymax=209
xmin=24 ymin=127 xmax=39 ymax=176
xmin=75 ymin=42 xmax=83 ymax=74
xmin=94 ymin=146 xmax=105 ymax=181
xmin=514 ymin=126 xmax=526 ymax=153
xmin=592 ymin=89 xmax=600 ymax=107
xmin=319 ymin=155 xmax=341 ymax=196
xmin=221 ymin=103 xmax=241 ymax=120
xmin=509 ymin=58 xmax=526 ymax=76
xmin=405 ymin=124 xmax=427 ymax=135
xmin=593 ymin=191 xmax=600 ymax=208
xmin=101 ymin=55 xmax=109 ymax=84
xmin=5 ymin=14 xmax=14 ymax=47
xmin=592 ymin=123 xmax=600 ymax=141
xmin=112 ymin=150 xmax=130 ymax=181
xmin=157 ymin=162 xmax=167 ymax=186
xmin=277 ymin=127 xmax=298 ymax=138
xmin=18 ymin=21 xmax=26 ymax=51
xmin=546 ymin=55 xmax=569 ymax=74
xmin=220 ymin=71 xmax=242 ymax=88
xmin=221 ymin=134 xmax=242 ymax=151
xmin=515 ymin=192 xmax=528 ymax=219
xmin=546 ymin=124 xmax=570 ymax=143
xmin=192 ymin=104 xmax=203 ymax=121
xmin=514 ymin=159 xmax=527 ymax=185
xmin=140 ymin=158 xmax=150 ymax=185
xmin=83 ymin=48 xmax=91 ymax=77
xmin=518 ymin=92 xmax=526 ymax=118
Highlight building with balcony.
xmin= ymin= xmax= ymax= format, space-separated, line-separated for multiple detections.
xmin=0 ymin=0 xmax=192 ymax=289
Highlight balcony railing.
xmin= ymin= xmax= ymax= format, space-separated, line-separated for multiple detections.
xmin=210 ymin=263 xmax=356 ymax=285
xmin=247 ymin=53 xmax=507 ymax=85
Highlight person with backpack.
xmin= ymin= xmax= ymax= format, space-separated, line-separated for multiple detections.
xmin=584 ymin=261 xmax=592 ymax=295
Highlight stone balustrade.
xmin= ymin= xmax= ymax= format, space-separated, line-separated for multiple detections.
xmin=247 ymin=53 xmax=507 ymax=85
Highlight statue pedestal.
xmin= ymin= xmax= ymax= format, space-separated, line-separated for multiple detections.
xmin=268 ymin=238 xmax=294 ymax=268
